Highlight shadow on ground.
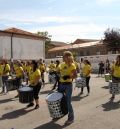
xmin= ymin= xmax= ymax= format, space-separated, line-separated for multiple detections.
xmin=0 ymin=98 xmax=18 ymax=104
xmin=34 ymin=120 xmax=72 ymax=129
xmin=102 ymin=100 xmax=120 ymax=111
xmin=0 ymin=107 xmax=34 ymax=120
xmin=72 ymin=94 xmax=88 ymax=101
xmin=101 ymin=85 xmax=109 ymax=89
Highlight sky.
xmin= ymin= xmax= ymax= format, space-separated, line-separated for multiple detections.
xmin=0 ymin=0 xmax=120 ymax=42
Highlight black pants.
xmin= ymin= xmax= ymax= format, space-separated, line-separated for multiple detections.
xmin=30 ymin=82 xmax=42 ymax=100
xmin=81 ymin=76 xmax=90 ymax=93
xmin=13 ymin=77 xmax=22 ymax=89
xmin=53 ymin=73 xmax=60 ymax=89
xmin=41 ymin=72 xmax=45 ymax=84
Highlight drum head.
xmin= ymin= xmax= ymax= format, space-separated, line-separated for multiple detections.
xmin=19 ymin=86 xmax=33 ymax=91
xmin=46 ymin=92 xmax=63 ymax=102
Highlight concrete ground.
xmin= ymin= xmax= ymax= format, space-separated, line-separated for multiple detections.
xmin=0 ymin=74 xmax=120 ymax=129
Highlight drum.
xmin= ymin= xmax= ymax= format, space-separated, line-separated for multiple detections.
xmin=105 ymin=73 xmax=111 ymax=82
xmin=6 ymin=78 xmax=17 ymax=91
xmin=46 ymin=92 xmax=68 ymax=118
xmin=48 ymin=74 xmax=56 ymax=84
xmin=74 ymin=77 xmax=86 ymax=88
xmin=109 ymin=81 xmax=120 ymax=95
xmin=18 ymin=86 xmax=33 ymax=103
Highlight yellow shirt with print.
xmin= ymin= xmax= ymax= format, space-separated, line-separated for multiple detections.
xmin=29 ymin=69 xmax=41 ymax=86
xmin=82 ymin=64 xmax=91 ymax=77
xmin=2 ymin=64 xmax=10 ymax=76
xmin=14 ymin=66 xmax=24 ymax=78
xmin=49 ymin=63 xmax=56 ymax=72
xmin=59 ymin=62 xmax=76 ymax=83
xmin=112 ymin=64 xmax=120 ymax=78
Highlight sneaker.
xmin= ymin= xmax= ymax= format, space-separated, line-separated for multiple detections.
xmin=27 ymin=103 xmax=34 ymax=108
xmin=34 ymin=104 xmax=39 ymax=109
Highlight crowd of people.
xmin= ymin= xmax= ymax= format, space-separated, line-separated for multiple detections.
xmin=0 ymin=51 xmax=120 ymax=125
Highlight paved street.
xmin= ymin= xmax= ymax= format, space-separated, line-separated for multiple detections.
xmin=0 ymin=74 xmax=120 ymax=129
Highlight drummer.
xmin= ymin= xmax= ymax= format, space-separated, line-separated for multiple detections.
xmin=57 ymin=51 xmax=77 ymax=124
xmin=80 ymin=60 xmax=92 ymax=96
xmin=27 ymin=60 xmax=42 ymax=109
xmin=110 ymin=55 xmax=120 ymax=100
xmin=14 ymin=60 xmax=25 ymax=98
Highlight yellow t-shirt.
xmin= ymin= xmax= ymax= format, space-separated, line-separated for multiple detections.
xmin=59 ymin=62 xmax=76 ymax=83
xmin=26 ymin=65 xmax=32 ymax=74
xmin=14 ymin=66 xmax=24 ymax=78
xmin=0 ymin=64 xmax=4 ymax=76
xmin=2 ymin=64 xmax=10 ymax=76
xmin=29 ymin=69 xmax=41 ymax=86
xmin=82 ymin=64 xmax=92 ymax=77
xmin=39 ymin=64 xmax=46 ymax=73
xmin=49 ymin=63 xmax=56 ymax=72
xmin=112 ymin=64 xmax=120 ymax=77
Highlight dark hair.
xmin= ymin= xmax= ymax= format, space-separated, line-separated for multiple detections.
xmin=56 ymin=60 xmax=60 ymax=68
xmin=32 ymin=60 xmax=38 ymax=72
xmin=115 ymin=55 xmax=120 ymax=66
xmin=84 ymin=60 xmax=91 ymax=66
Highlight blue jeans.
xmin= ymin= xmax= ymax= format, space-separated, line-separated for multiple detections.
xmin=58 ymin=83 xmax=74 ymax=120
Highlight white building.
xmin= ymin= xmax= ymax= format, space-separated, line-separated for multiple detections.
xmin=0 ymin=28 xmax=47 ymax=60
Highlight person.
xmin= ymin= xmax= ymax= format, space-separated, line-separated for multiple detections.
xmin=80 ymin=58 xmax=84 ymax=76
xmin=98 ymin=61 xmax=104 ymax=77
xmin=27 ymin=60 xmax=42 ymax=109
xmin=105 ymin=59 xmax=110 ymax=73
xmin=39 ymin=59 xmax=46 ymax=88
xmin=48 ymin=60 xmax=56 ymax=83
xmin=110 ymin=55 xmax=120 ymax=100
xmin=1 ymin=60 xmax=10 ymax=94
xmin=57 ymin=51 xmax=77 ymax=124
xmin=52 ymin=60 xmax=60 ymax=90
xmin=14 ymin=60 xmax=25 ymax=98
xmin=0 ymin=60 xmax=3 ymax=91
xmin=80 ymin=60 xmax=92 ymax=95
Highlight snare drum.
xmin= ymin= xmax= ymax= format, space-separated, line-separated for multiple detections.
xmin=105 ymin=74 xmax=111 ymax=82
xmin=46 ymin=92 xmax=67 ymax=118
xmin=109 ymin=81 xmax=120 ymax=95
xmin=18 ymin=86 xmax=33 ymax=103
xmin=74 ymin=77 xmax=86 ymax=88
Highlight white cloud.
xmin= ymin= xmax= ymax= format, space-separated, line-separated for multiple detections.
xmin=29 ymin=23 xmax=106 ymax=42
xmin=96 ymin=0 xmax=119 ymax=4
xmin=0 ymin=15 xmax=119 ymax=42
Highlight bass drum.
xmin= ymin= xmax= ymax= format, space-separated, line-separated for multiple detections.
xmin=18 ymin=86 xmax=33 ymax=103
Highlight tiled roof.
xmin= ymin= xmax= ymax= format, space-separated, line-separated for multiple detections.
xmin=50 ymin=41 xmax=68 ymax=46
xmin=71 ymin=39 xmax=99 ymax=44
xmin=1 ymin=27 xmax=47 ymax=39
xmin=48 ymin=41 xmax=102 ymax=52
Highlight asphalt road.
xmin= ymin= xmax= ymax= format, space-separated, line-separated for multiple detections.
xmin=0 ymin=74 xmax=120 ymax=129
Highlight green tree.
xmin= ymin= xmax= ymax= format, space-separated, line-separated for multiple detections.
xmin=103 ymin=28 xmax=120 ymax=53
xmin=37 ymin=31 xmax=52 ymax=53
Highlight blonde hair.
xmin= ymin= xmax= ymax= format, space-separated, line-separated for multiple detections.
xmin=63 ymin=51 xmax=73 ymax=57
